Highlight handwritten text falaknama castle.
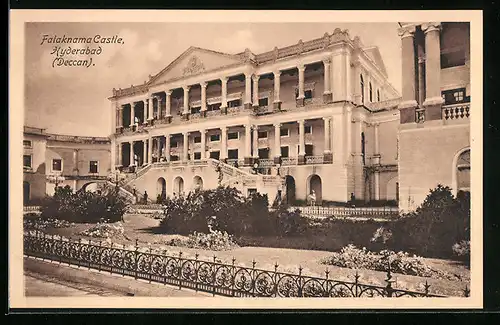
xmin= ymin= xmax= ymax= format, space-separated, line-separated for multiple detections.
xmin=40 ymin=34 xmax=124 ymax=45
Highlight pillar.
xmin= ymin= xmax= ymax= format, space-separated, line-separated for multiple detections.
xmin=200 ymin=129 xmax=206 ymax=159
xmin=296 ymin=65 xmax=305 ymax=107
xmin=353 ymin=119 xmax=364 ymax=200
xmin=252 ymin=75 xmax=260 ymax=108
xmin=164 ymin=135 xmax=170 ymax=162
xmin=129 ymin=141 xmax=134 ymax=166
xmin=323 ymin=58 xmax=332 ymax=103
xmin=345 ymin=49 xmax=352 ymax=102
xmin=244 ymin=124 xmax=252 ymax=165
xmin=147 ymin=97 xmax=153 ymax=122
xmin=130 ymin=104 xmax=135 ymax=127
xmin=273 ymin=70 xmax=281 ymax=111
xmin=298 ymin=119 xmax=305 ymax=164
xmin=331 ymin=114 xmax=344 ymax=164
xmin=148 ymin=137 xmax=152 ymax=164
xmin=183 ymin=132 xmax=189 ymax=161
xmin=143 ymin=140 xmax=147 ymax=165
xmin=323 ymin=117 xmax=332 ymax=163
xmin=117 ymin=142 xmax=122 ymax=167
xmin=72 ymin=149 xmax=79 ymax=175
xmin=220 ymin=77 xmax=228 ymax=114
xmin=165 ymin=90 xmax=172 ymax=123
xmin=142 ymin=100 xmax=147 ymax=124
xmin=345 ymin=107 xmax=352 ymax=160
xmin=157 ymin=96 xmax=163 ymax=119
xmin=273 ymin=123 xmax=281 ymax=164
xmin=374 ymin=123 xmax=380 ymax=156
xmin=182 ymin=86 xmax=190 ymax=120
xmin=244 ymin=73 xmax=252 ymax=109
xmin=252 ymin=125 xmax=259 ymax=159
xmin=397 ymin=25 xmax=418 ymax=123
xmin=373 ymin=122 xmax=381 ymax=200
xmin=221 ymin=126 xmax=227 ymax=160
xmin=422 ymin=22 xmax=444 ymax=120
xmin=353 ymin=62 xmax=362 ymax=105
xmin=200 ymin=82 xmax=207 ymax=117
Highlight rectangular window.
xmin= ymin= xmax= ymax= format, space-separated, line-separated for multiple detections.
xmin=207 ymin=103 xmax=221 ymax=111
xmin=258 ymin=131 xmax=268 ymax=139
xmin=258 ymin=98 xmax=268 ymax=107
xmin=52 ymin=159 xmax=62 ymax=172
xmin=23 ymin=140 xmax=32 ymax=148
xmin=442 ymin=88 xmax=467 ymax=105
xmin=228 ymin=149 xmax=239 ymax=159
xmin=305 ymin=144 xmax=314 ymax=156
xmin=441 ymin=49 xmax=466 ymax=69
xmin=228 ymin=99 xmax=241 ymax=108
xmin=209 ymin=151 xmax=220 ymax=160
xmin=258 ymin=148 xmax=269 ymax=159
xmin=23 ymin=155 xmax=32 ymax=168
xmin=194 ymin=136 xmax=201 ymax=143
xmin=210 ymin=134 xmax=221 ymax=142
xmin=193 ymin=152 xmax=201 ymax=160
xmin=170 ymin=140 xmax=178 ymax=148
xmin=228 ymin=132 xmax=239 ymax=140
xmin=304 ymin=89 xmax=313 ymax=99
xmin=280 ymin=128 xmax=289 ymax=137
xmin=191 ymin=106 xmax=201 ymax=114
xmin=305 ymin=125 xmax=312 ymax=134
xmin=280 ymin=146 xmax=289 ymax=158
xmin=89 ymin=161 xmax=98 ymax=173
xmin=170 ymin=155 xmax=179 ymax=161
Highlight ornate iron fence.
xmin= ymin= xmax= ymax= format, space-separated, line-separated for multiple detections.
xmin=24 ymin=231 xmax=468 ymax=298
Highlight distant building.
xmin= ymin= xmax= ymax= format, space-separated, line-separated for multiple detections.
xmin=397 ymin=22 xmax=471 ymax=211
xmin=23 ymin=126 xmax=111 ymax=204
xmin=108 ymin=29 xmax=401 ymax=205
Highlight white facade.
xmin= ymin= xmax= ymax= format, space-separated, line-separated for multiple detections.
xmin=110 ymin=29 xmax=400 ymax=205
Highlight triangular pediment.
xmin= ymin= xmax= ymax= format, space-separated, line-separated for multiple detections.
xmin=364 ymin=47 xmax=388 ymax=77
xmin=149 ymin=47 xmax=243 ymax=85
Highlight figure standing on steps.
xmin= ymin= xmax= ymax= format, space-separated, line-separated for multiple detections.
xmin=308 ymin=190 xmax=316 ymax=207
xmin=143 ymin=191 xmax=148 ymax=204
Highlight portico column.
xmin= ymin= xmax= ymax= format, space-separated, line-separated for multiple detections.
xmin=397 ymin=25 xmax=418 ymax=122
xmin=221 ymin=126 xmax=227 ymax=160
xmin=200 ymin=82 xmax=207 ymax=117
xmin=200 ymin=129 xmax=206 ymax=159
xmin=147 ymin=97 xmax=153 ymax=122
xmin=164 ymin=135 xmax=170 ymax=162
xmin=298 ymin=119 xmax=305 ymax=164
xmin=273 ymin=123 xmax=281 ymax=164
xmin=142 ymin=99 xmax=147 ymax=123
xmin=422 ymin=22 xmax=444 ymax=120
xmin=142 ymin=140 xmax=147 ymax=165
xmin=130 ymin=104 xmax=135 ymax=127
xmin=157 ymin=97 xmax=163 ymax=119
xmin=129 ymin=141 xmax=134 ymax=166
xmin=118 ymin=106 xmax=123 ymax=128
xmin=244 ymin=124 xmax=252 ymax=165
xmin=252 ymin=75 xmax=260 ymax=108
xmin=252 ymin=125 xmax=259 ymax=158
xmin=323 ymin=117 xmax=332 ymax=163
xmin=323 ymin=58 xmax=333 ymax=103
xmin=182 ymin=86 xmax=190 ymax=120
xmin=273 ymin=70 xmax=282 ymax=111
xmin=244 ymin=73 xmax=252 ymax=109
xmin=165 ymin=91 xmax=172 ymax=122
xmin=147 ymin=137 xmax=152 ymax=164
xmin=220 ymin=77 xmax=228 ymax=114
xmin=296 ymin=64 xmax=305 ymax=107
xmin=183 ymin=132 xmax=189 ymax=161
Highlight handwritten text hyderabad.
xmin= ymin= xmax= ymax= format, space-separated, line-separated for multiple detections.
xmin=40 ymin=34 xmax=124 ymax=45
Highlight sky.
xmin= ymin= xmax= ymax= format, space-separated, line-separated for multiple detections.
xmin=25 ymin=22 xmax=402 ymax=137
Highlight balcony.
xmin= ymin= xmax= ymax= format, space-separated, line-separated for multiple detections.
xmin=442 ymin=102 xmax=470 ymax=122
xmin=258 ymin=155 xmax=328 ymax=168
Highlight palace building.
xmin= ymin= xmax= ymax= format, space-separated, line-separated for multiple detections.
xmin=396 ymin=22 xmax=471 ymax=211
xmin=23 ymin=126 xmax=111 ymax=204
xmin=109 ymin=28 xmax=401 ymax=205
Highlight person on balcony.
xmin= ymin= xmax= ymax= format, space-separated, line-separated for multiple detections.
xmin=134 ymin=116 xmax=139 ymax=126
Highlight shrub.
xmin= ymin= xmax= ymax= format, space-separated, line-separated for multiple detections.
xmin=274 ymin=205 xmax=309 ymax=236
xmin=23 ymin=217 xmax=75 ymax=230
xmin=321 ymin=244 xmax=460 ymax=280
xmin=385 ymin=185 xmax=470 ymax=259
xmin=168 ymin=230 xmax=239 ymax=251
xmin=452 ymin=240 xmax=470 ymax=266
xmin=40 ymin=184 xmax=129 ymax=223
xmin=79 ymin=221 xmax=125 ymax=238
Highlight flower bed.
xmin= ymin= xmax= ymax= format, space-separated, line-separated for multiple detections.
xmin=24 ymin=217 xmax=75 ymax=230
xmin=167 ymin=230 xmax=239 ymax=251
xmin=320 ymin=245 xmax=466 ymax=281
xmin=78 ymin=221 xmax=125 ymax=239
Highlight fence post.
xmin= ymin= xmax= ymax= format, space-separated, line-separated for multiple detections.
xmin=251 ymin=260 xmax=257 ymax=297
xmin=324 ymin=269 xmax=330 ymax=297
xmin=88 ymin=239 xmax=92 ymax=270
xmin=110 ymin=242 xmax=114 ymax=274
xmin=273 ymin=262 xmax=279 ymax=298
xmin=212 ymin=255 xmax=217 ymax=297
xmin=77 ymin=238 xmax=82 ymax=268
xmin=424 ymin=280 xmax=430 ymax=297
xmin=385 ymin=263 xmax=395 ymax=297
xmin=122 ymin=244 xmax=126 ymax=277
xmin=178 ymin=252 xmax=183 ymax=290
xmin=298 ymin=266 xmax=303 ymax=297
xmin=98 ymin=240 xmax=102 ymax=272
xmin=354 ymin=270 xmax=360 ymax=297
xmin=194 ymin=253 xmax=199 ymax=292
xmin=134 ymin=239 xmax=138 ymax=280
xmin=464 ymin=285 xmax=470 ymax=297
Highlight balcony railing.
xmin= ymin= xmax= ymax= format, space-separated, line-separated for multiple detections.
xmin=442 ymin=102 xmax=470 ymax=121
xmin=258 ymin=159 xmax=274 ymax=167
xmin=305 ymin=155 xmax=324 ymax=164
xmin=281 ymin=157 xmax=298 ymax=166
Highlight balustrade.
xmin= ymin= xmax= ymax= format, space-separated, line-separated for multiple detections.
xmin=305 ymin=155 xmax=324 ymax=164
xmin=442 ymin=103 xmax=470 ymax=121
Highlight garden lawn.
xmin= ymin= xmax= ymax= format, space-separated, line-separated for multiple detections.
xmin=34 ymin=213 xmax=470 ymax=297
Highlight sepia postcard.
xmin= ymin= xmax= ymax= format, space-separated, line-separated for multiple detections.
xmin=9 ymin=9 xmax=483 ymax=309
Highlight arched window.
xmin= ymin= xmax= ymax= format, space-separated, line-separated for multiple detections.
xmin=369 ymin=82 xmax=373 ymax=102
xmin=361 ymin=132 xmax=366 ymax=165
xmin=377 ymin=89 xmax=381 ymax=102
xmin=456 ymin=149 xmax=470 ymax=193
xmin=360 ymin=75 xmax=365 ymax=104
